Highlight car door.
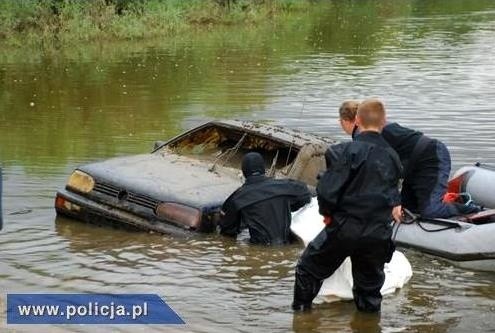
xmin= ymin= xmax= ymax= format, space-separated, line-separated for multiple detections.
xmin=288 ymin=143 xmax=327 ymax=187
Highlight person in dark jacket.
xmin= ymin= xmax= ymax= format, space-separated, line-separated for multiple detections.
xmin=219 ymin=152 xmax=311 ymax=245
xmin=338 ymin=100 xmax=480 ymax=218
xmin=293 ymin=99 xmax=402 ymax=313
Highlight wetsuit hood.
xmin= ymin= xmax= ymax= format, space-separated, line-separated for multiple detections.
xmin=242 ymin=152 xmax=266 ymax=179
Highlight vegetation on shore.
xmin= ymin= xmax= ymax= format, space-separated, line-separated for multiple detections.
xmin=0 ymin=0 xmax=313 ymax=45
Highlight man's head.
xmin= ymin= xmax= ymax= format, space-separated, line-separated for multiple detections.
xmin=338 ymin=100 xmax=359 ymax=135
xmin=356 ymin=98 xmax=386 ymax=132
xmin=241 ymin=152 xmax=266 ymax=178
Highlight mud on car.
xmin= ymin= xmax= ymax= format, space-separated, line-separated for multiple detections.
xmin=55 ymin=120 xmax=335 ymax=234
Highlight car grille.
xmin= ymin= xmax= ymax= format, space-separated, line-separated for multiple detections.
xmin=93 ymin=182 xmax=160 ymax=210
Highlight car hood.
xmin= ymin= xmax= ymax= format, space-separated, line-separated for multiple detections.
xmin=79 ymin=153 xmax=242 ymax=208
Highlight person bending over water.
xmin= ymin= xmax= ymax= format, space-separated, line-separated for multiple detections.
xmin=338 ymin=100 xmax=480 ymax=218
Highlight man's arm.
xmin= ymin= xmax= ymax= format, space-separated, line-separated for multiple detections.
xmin=316 ymin=164 xmax=352 ymax=216
xmin=316 ymin=143 xmax=362 ymax=216
xmin=289 ymin=181 xmax=312 ymax=212
xmin=218 ymin=196 xmax=241 ymax=237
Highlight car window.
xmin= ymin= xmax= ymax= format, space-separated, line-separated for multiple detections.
xmin=158 ymin=124 xmax=300 ymax=173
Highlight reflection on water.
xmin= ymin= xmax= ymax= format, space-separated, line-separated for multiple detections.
xmin=1 ymin=0 xmax=495 ymax=332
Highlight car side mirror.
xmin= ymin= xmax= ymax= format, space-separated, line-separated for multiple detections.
xmin=153 ymin=141 xmax=166 ymax=151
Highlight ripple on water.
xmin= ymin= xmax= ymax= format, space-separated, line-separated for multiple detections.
xmin=2 ymin=3 xmax=495 ymax=333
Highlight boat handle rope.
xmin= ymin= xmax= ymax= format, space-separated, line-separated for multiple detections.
xmin=392 ymin=208 xmax=459 ymax=242
xmin=458 ymin=192 xmax=473 ymax=206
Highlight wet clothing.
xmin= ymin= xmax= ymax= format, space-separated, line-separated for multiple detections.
xmin=293 ymin=131 xmax=402 ymax=313
xmin=354 ymin=122 xmax=460 ymax=218
xmin=381 ymin=122 xmax=461 ymax=218
xmin=294 ymin=235 xmax=394 ymax=312
xmin=317 ymin=132 xmax=402 ymax=224
xmin=219 ymin=152 xmax=311 ymax=245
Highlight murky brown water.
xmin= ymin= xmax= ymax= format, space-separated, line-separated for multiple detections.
xmin=1 ymin=1 xmax=495 ymax=332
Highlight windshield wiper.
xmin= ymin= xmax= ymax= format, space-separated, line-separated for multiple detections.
xmin=268 ymin=150 xmax=279 ymax=177
xmin=209 ymin=132 xmax=247 ymax=172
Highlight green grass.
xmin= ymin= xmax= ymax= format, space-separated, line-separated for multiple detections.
xmin=0 ymin=0 xmax=314 ymax=45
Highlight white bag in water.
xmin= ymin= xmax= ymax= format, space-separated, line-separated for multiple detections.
xmin=291 ymin=198 xmax=413 ymax=303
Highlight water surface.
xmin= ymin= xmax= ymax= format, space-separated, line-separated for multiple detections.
xmin=1 ymin=1 xmax=495 ymax=332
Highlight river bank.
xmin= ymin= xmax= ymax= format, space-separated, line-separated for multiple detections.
xmin=0 ymin=0 xmax=312 ymax=46
xmin=2 ymin=0 xmax=495 ymax=332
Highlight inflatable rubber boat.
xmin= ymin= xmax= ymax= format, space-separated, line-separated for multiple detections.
xmin=291 ymin=198 xmax=412 ymax=303
xmin=393 ymin=164 xmax=495 ymax=272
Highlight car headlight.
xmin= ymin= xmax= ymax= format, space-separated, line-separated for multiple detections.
xmin=67 ymin=170 xmax=95 ymax=193
xmin=155 ymin=202 xmax=201 ymax=229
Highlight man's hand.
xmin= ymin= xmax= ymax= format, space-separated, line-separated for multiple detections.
xmin=392 ymin=205 xmax=403 ymax=224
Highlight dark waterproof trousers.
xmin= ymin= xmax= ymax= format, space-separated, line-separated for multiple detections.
xmin=293 ymin=221 xmax=393 ymax=313
xmin=402 ymin=140 xmax=458 ymax=218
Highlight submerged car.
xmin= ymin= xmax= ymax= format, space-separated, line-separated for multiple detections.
xmin=55 ymin=120 xmax=335 ymax=234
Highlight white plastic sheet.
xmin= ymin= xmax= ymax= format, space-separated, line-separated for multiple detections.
xmin=291 ymin=198 xmax=412 ymax=303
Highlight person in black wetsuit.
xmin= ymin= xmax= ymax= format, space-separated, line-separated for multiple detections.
xmin=338 ymin=100 xmax=480 ymax=218
xmin=219 ymin=152 xmax=311 ymax=245
xmin=292 ymin=99 xmax=402 ymax=313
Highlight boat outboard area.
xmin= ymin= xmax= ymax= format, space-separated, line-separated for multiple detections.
xmin=291 ymin=198 xmax=413 ymax=303
xmin=451 ymin=163 xmax=495 ymax=209
xmin=393 ymin=164 xmax=495 ymax=272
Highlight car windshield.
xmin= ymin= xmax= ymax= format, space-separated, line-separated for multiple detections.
xmin=158 ymin=124 xmax=299 ymax=175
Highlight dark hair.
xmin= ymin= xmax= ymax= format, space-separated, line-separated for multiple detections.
xmin=339 ymin=101 xmax=359 ymax=121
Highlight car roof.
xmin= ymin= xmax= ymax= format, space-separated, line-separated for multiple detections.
xmin=200 ymin=119 xmax=336 ymax=148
